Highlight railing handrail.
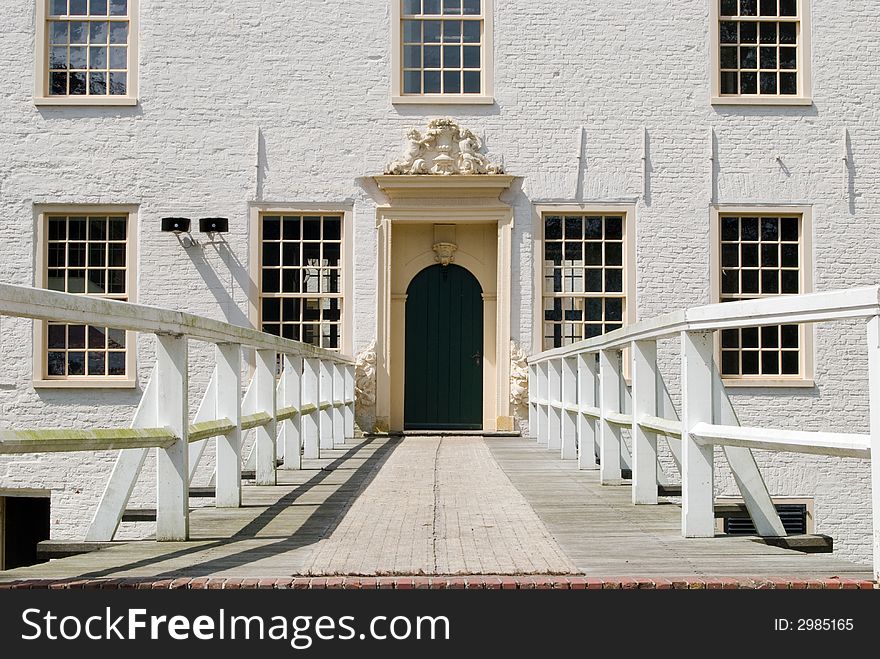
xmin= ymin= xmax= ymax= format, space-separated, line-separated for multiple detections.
xmin=0 ymin=283 xmax=353 ymax=364
xmin=528 ymin=286 xmax=880 ymax=364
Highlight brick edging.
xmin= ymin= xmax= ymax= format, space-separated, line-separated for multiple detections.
xmin=0 ymin=576 xmax=876 ymax=590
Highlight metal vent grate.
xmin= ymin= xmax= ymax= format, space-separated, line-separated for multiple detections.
xmin=724 ymin=503 xmax=807 ymax=536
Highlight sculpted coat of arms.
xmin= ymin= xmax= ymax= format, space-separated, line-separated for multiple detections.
xmin=386 ymin=118 xmax=504 ymax=176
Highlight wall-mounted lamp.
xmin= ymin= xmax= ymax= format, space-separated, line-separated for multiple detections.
xmin=161 ymin=217 xmax=191 ymax=234
xmin=199 ymin=217 xmax=229 ymax=234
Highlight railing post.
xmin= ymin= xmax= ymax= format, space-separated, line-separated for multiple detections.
xmin=254 ymin=349 xmax=277 ymax=486
xmin=867 ymin=315 xmax=880 ymax=581
xmin=528 ymin=363 xmax=537 ymax=439
xmin=578 ymin=352 xmax=599 ymax=470
xmin=344 ymin=363 xmax=355 ymax=440
xmin=599 ymin=349 xmax=623 ymax=483
xmin=537 ymin=362 xmax=549 ymax=446
xmin=547 ymin=358 xmax=562 ymax=451
xmin=155 ymin=334 xmax=189 ymax=541
xmin=561 ymin=356 xmax=577 ymax=460
xmin=302 ymin=358 xmax=320 ymax=459
xmin=319 ymin=360 xmax=334 ymax=450
xmin=332 ymin=363 xmax=345 ymax=446
xmin=681 ymin=330 xmax=715 ymax=537
xmin=215 ymin=342 xmax=242 ymax=508
xmin=631 ymin=339 xmax=659 ymax=504
xmin=280 ymin=354 xmax=302 ymax=470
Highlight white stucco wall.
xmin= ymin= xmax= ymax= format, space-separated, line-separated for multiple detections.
xmin=0 ymin=1 xmax=878 ymax=564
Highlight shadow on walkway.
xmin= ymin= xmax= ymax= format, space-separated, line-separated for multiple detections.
xmin=75 ymin=436 xmax=401 ymax=579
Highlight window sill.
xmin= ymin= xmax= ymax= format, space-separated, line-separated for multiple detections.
xmin=392 ymin=95 xmax=495 ymax=105
xmin=711 ymin=96 xmax=813 ymax=107
xmin=34 ymin=96 xmax=138 ymax=107
xmin=722 ymin=378 xmax=815 ymax=388
xmin=33 ymin=378 xmax=137 ymax=389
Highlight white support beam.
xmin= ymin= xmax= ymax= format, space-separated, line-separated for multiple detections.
xmin=867 ymin=315 xmax=880 ymax=581
xmin=561 ymin=356 xmax=577 ymax=460
xmin=547 ymin=359 xmax=562 ymax=451
xmin=253 ymin=349 xmax=277 ymax=486
xmin=528 ymin=363 xmax=537 ymax=440
xmin=631 ymin=340 xmax=658 ymax=504
xmin=658 ymin=377 xmax=683 ymax=473
xmin=319 ymin=360 xmax=334 ymax=450
xmin=691 ymin=423 xmax=870 ymax=459
xmin=85 ymin=372 xmax=157 ymax=541
xmin=681 ymin=331 xmax=715 ymax=537
xmin=332 ymin=363 xmax=345 ymax=446
xmin=280 ymin=354 xmax=303 ymax=470
xmin=155 ymin=334 xmax=189 ymax=541
xmin=302 ymin=358 xmax=320 ymax=459
xmin=599 ymin=349 xmax=623 ymax=484
xmin=537 ymin=362 xmax=549 ymax=446
xmin=344 ymin=364 xmax=355 ymax=440
xmin=188 ymin=368 xmax=217 ymax=483
xmin=711 ymin=367 xmax=787 ymax=537
xmin=577 ymin=353 xmax=599 ymax=470
xmin=215 ymin=343 xmax=242 ymax=508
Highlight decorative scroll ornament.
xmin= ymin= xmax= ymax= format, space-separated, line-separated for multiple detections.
xmin=432 ymin=242 xmax=458 ymax=266
xmin=386 ymin=118 xmax=504 ymax=176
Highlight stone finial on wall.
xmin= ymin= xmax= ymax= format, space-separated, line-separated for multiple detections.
xmin=354 ymin=340 xmax=378 ymax=433
xmin=510 ymin=341 xmax=530 ymax=429
xmin=386 ymin=118 xmax=504 ymax=176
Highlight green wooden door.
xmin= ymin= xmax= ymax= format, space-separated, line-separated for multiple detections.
xmin=405 ymin=264 xmax=483 ymax=430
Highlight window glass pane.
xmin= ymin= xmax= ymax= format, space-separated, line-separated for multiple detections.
xmin=70 ymin=0 xmax=88 ymax=15
xmin=109 ymin=21 xmax=128 ymax=44
xmin=109 ymin=0 xmax=127 ymax=15
xmin=70 ymin=21 xmax=88 ymax=43
xmin=463 ymin=21 xmax=480 ymax=42
xmin=462 ymin=0 xmax=480 ymax=15
xmin=90 ymin=0 xmax=107 ymax=14
xmin=423 ymin=0 xmax=440 ymax=13
xmin=463 ymin=45 xmax=480 ymax=68
xmin=463 ymin=70 xmax=480 ymax=93
xmin=108 ymin=72 xmax=126 ymax=94
xmin=51 ymin=0 xmax=68 ymax=15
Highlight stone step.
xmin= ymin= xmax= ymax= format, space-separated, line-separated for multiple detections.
xmin=36 ymin=540 xmax=117 ymax=560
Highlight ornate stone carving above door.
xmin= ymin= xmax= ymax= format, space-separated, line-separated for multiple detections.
xmin=386 ymin=118 xmax=504 ymax=176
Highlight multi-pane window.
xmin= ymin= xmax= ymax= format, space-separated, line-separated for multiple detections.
xmin=719 ymin=214 xmax=801 ymax=377
xmin=542 ymin=214 xmax=627 ymax=350
xmin=260 ymin=215 xmax=344 ymax=350
xmin=44 ymin=215 xmax=129 ymax=378
xmin=401 ymin=0 xmax=483 ymax=95
xmin=718 ymin=0 xmax=800 ymax=97
xmin=45 ymin=0 xmax=131 ymax=97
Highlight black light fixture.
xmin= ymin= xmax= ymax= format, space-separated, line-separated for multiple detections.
xmin=161 ymin=217 xmax=191 ymax=234
xmin=199 ymin=217 xmax=229 ymax=234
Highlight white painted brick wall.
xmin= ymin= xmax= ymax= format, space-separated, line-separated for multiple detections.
xmin=0 ymin=1 xmax=878 ymax=565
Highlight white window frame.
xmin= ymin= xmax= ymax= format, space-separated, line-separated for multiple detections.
xmin=710 ymin=204 xmax=814 ymax=387
xmin=709 ymin=0 xmax=812 ymax=106
xmin=532 ymin=203 xmax=637 ymax=355
xmin=391 ymin=0 xmax=494 ymax=105
xmin=34 ymin=0 xmax=139 ymax=106
xmin=33 ymin=204 xmax=138 ymax=388
xmin=248 ymin=203 xmax=354 ymax=355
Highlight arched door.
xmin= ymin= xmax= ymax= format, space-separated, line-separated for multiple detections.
xmin=404 ymin=264 xmax=483 ymax=430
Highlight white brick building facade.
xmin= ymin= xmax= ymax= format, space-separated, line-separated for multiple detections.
xmin=1 ymin=1 xmax=878 ymax=564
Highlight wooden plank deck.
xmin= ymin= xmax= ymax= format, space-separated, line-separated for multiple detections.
xmin=0 ymin=435 xmax=871 ymax=581
xmin=488 ymin=438 xmax=871 ymax=578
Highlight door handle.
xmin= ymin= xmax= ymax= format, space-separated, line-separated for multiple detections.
xmin=472 ymin=351 xmax=482 ymax=366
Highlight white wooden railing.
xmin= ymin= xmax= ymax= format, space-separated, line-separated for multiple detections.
xmin=528 ymin=287 xmax=880 ymax=581
xmin=0 ymin=283 xmax=355 ymax=542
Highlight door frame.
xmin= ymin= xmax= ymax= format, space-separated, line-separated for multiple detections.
xmin=404 ymin=263 xmax=484 ymax=430
xmin=373 ymin=174 xmax=515 ymax=433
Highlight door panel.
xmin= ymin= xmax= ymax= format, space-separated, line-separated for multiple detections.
xmin=405 ymin=264 xmax=483 ymax=429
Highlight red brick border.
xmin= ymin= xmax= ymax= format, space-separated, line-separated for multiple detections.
xmin=0 ymin=576 xmax=875 ymax=590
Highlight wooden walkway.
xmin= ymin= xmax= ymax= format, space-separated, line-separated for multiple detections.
xmin=0 ymin=436 xmax=871 ymax=581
